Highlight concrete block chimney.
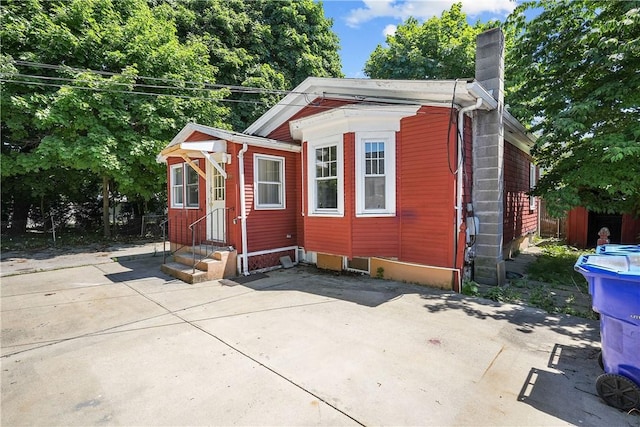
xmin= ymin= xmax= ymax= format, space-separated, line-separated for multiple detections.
xmin=473 ymin=28 xmax=506 ymax=285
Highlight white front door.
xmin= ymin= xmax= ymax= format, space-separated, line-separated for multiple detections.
xmin=206 ymin=159 xmax=226 ymax=243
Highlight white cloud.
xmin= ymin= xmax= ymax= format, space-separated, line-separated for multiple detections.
xmin=382 ymin=24 xmax=397 ymax=37
xmin=345 ymin=0 xmax=516 ymax=28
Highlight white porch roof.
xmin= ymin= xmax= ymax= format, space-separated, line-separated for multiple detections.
xmin=158 ymin=122 xmax=301 ymax=164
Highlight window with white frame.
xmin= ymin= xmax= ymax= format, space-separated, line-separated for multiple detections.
xmin=356 ymin=132 xmax=396 ymax=216
xmin=171 ymin=161 xmax=200 ymax=208
xmin=254 ymin=154 xmax=285 ymax=209
xmin=529 ymin=163 xmax=537 ymax=211
xmin=308 ymin=138 xmax=343 ymax=216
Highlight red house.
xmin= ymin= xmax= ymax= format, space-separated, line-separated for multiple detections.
xmin=158 ymin=28 xmax=537 ymax=289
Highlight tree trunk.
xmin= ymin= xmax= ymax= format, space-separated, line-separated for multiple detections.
xmin=102 ymin=176 xmax=110 ymax=237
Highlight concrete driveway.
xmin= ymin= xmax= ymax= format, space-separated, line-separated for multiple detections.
xmin=1 ymin=250 xmax=638 ymax=426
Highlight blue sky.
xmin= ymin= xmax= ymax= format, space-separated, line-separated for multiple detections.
xmin=320 ymin=0 xmax=519 ymax=78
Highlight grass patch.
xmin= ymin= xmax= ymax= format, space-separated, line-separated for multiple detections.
xmin=526 ymin=242 xmax=592 ymax=292
xmin=482 ymin=285 xmax=521 ymax=303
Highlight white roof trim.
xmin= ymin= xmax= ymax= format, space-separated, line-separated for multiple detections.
xmin=504 ymin=110 xmax=537 ymax=154
xmin=158 ymin=122 xmax=300 ymax=163
xmin=180 ymin=140 xmax=227 ymax=153
xmin=245 ymin=77 xmax=498 ymax=138
xmin=289 ymin=105 xmax=421 ymax=141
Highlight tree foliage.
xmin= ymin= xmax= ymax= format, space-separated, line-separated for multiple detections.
xmin=506 ymin=0 xmax=640 ymax=216
xmin=1 ymin=0 xmax=342 ymax=235
xmin=161 ymin=0 xmax=342 ymax=128
xmin=364 ymin=3 xmax=497 ymax=79
xmin=1 ymin=0 xmax=228 ymax=234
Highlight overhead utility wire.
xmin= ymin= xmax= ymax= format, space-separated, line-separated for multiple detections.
xmin=11 ymin=60 xmax=295 ymax=96
xmin=4 ymin=72 xmax=236 ymax=94
xmin=2 ymin=77 xmax=457 ymax=117
xmin=3 ymin=61 xmax=463 ymax=116
xmin=0 ymin=78 xmax=264 ymax=105
xmin=10 ymin=60 xmax=467 ymax=113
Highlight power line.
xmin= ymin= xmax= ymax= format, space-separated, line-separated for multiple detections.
xmin=4 ymin=72 xmax=225 ymax=94
xmin=3 ymin=60 xmax=460 ymax=116
xmin=11 ymin=60 xmax=296 ymax=96
xmin=0 ymin=78 xmax=265 ymax=104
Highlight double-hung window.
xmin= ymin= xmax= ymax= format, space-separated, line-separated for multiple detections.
xmin=308 ymin=138 xmax=343 ymax=216
xmin=356 ymin=132 xmax=396 ymax=216
xmin=254 ymin=154 xmax=285 ymax=209
xmin=529 ymin=163 xmax=537 ymax=211
xmin=171 ymin=161 xmax=200 ymax=208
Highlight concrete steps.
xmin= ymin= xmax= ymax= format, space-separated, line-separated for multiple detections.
xmin=161 ymin=246 xmax=237 ymax=284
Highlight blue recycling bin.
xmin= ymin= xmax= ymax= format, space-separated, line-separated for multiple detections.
xmin=575 ymin=253 xmax=640 ymax=410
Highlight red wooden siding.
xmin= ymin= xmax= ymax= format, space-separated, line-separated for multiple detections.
xmin=398 ymin=106 xmax=456 ymax=268
xmin=303 ymin=134 xmax=352 ymax=257
xmin=301 ymin=131 xmax=410 ymax=260
xmin=503 ymin=141 xmax=538 ymax=245
xmin=267 ymin=99 xmax=355 ymax=143
xmin=348 ymin=132 xmax=400 ymax=258
xmin=226 ymin=143 xmax=241 ymax=251
xmin=166 ymin=156 xmax=207 ymax=246
xmin=241 ymin=146 xmax=300 ymax=254
xmin=186 ymin=131 xmax=216 ymax=142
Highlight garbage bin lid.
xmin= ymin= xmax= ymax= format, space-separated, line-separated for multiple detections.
xmin=575 ymin=254 xmax=640 ymax=276
xmin=596 ymin=244 xmax=640 ymax=255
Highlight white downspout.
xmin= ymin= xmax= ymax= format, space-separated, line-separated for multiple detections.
xmin=456 ymin=97 xmax=483 ymax=235
xmin=238 ymin=143 xmax=249 ymax=276
xmin=454 ymin=97 xmax=483 ymax=290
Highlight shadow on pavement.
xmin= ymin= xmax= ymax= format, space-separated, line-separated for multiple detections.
xmin=517 ymin=343 xmax=640 ymax=426
xmin=227 ymin=265 xmax=432 ymax=308
xmin=420 ymin=292 xmax=599 ymax=342
xmin=104 ymin=256 xmax=174 ymax=283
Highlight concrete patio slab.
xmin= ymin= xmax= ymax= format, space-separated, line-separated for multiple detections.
xmin=2 ymin=253 xmax=639 ymax=426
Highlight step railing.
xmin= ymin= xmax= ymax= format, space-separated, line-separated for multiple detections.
xmin=162 ymin=208 xmax=233 ymax=273
xmin=160 ymin=218 xmax=169 ymax=264
xmin=188 ymin=207 xmax=232 ymax=273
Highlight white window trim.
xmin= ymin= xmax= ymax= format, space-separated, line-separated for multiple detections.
xmin=355 ymin=131 xmax=396 ymax=217
xmin=529 ymin=163 xmax=537 ymax=211
xmin=254 ymin=153 xmax=286 ymax=210
xmin=170 ymin=161 xmax=200 ymax=209
xmin=307 ymin=136 xmax=344 ymax=217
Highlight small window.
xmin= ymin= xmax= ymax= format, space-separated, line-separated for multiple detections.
xmin=356 ymin=132 xmax=396 ymax=216
xmin=315 ymin=145 xmax=338 ymax=210
xmin=364 ymin=141 xmax=386 ymax=210
xmin=254 ymin=154 xmax=285 ymax=209
xmin=171 ymin=161 xmax=200 ymax=208
xmin=171 ymin=165 xmax=184 ymax=207
xmin=307 ymin=137 xmax=343 ymax=216
xmin=529 ymin=163 xmax=537 ymax=211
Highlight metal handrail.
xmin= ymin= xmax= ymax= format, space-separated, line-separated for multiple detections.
xmin=188 ymin=207 xmax=230 ymax=273
xmin=160 ymin=218 xmax=169 ymax=264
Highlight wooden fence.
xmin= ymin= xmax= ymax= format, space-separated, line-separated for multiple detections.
xmin=538 ymin=199 xmax=567 ymax=239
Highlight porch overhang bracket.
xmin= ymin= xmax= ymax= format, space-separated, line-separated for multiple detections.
xmin=200 ymin=151 xmax=228 ymax=179
xmin=180 ymin=154 xmax=207 ymax=180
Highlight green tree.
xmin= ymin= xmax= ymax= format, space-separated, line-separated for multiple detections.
xmin=164 ymin=0 xmax=342 ymax=129
xmin=1 ymin=0 xmax=228 ymax=236
xmin=364 ymin=3 xmax=497 ymax=79
xmin=505 ymin=0 xmax=640 ymax=216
